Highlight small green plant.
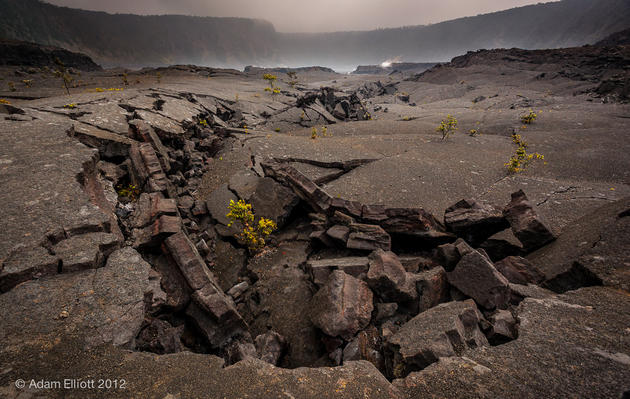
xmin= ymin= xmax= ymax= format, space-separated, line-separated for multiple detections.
xmin=21 ymin=79 xmax=33 ymax=88
xmin=53 ymin=58 xmax=73 ymax=95
xmin=116 ymin=183 xmax=141 ymax=201
xmin=199 ymin=119 xmax=209 ymax=127
xmin=263 ymin=73 xmax=278 ymax=94
xmin=274 ymin=127 xmax=281 ymax=132
xmin=436 ymin=114 xmax=458 ymax=140
xmin=300 ymin=111 xmax=306 ymax=120
xmin=321 ymin=126 xmax=328 ymax=137
xmin=263 ymin=73 xmax=277 ymax=87
xmin=505 ymin=132 xmax=545 ymax=174
xmin=286 ymin=71 xmax=298 ymax=87
xmin=469 ymin=128 xmax=480 ymax=137
xmin=311 ymin=127 xmax=318 ymax=139
xmin=520 ymin=109 xmax=537 ymax=124
xmin=121 ymin=72 xmax=129 ymax=86
xmin=64 ymin=103 xmax=77 ymax=109
xmin=0 ymin=99 xmax=10 ymax=104
xmin=226 ymin=199 xmax=277 ymax=251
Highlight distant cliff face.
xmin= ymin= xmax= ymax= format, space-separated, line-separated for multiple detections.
xmin=276 ymin=0 xmax=630 ymax=68
xmin=0 ymin=0 xmax=278 ymax=68
xmin=0 ymin=39 xmax=101 ymax=70
xmin=1 ymin=0 xmax=629 ymax=69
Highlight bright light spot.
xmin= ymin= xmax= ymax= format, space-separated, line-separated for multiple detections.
xmin=381 ymin=61 xmax=392 ymax=68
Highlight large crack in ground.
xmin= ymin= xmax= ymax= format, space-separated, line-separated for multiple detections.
xmin=1 ymin=81 xmax=618 ymax=386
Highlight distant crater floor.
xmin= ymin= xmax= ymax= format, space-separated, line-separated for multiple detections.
xmin=0 ymin=45 xmax=629 ymax=398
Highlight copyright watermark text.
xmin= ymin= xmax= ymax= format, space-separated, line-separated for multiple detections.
xmin=15 ymin=378 xmax=127 ymax=390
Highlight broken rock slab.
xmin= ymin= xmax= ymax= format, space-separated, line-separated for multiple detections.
xmin=228 ymin=169 xmax=261 ymax=201
xmin=447 ymin=250 xmax=511 ymax=310
xmin=503 ymin=190 xmax=556 ymax=252
xmin=494 ymin=256 xmax=545 ymax=285
xmin=250 ymin=177 xmax=300 ymax=228
xmin=205 ymin=183 xmax=240 ymax=236
xmin=165 ymin=232 xmax=248 ymax=349
xmin=395 ymin=287 xmax=630 ymax=399
xmin=0 ymin=246 xmax=165 ymax=352
xmin=486 ymin=310 xmax=518 ymax=345
xmin=310 ymin=270 xmax=374 ymax=340
xmin=53 ymin=232 xmax=121 ymax=273
xmin=306 ymin=256 xmax=370 ymax=286
xmin=384 ymin=300 xmax=488 ymax=379
xmin=69 ymin=122 xmax=135 ymax=159
xmin=0 ymin=245 xmax=58 ymax=293
xmin=444 ymin=199 xmax=509 ymax=246
xmin=413 ymin=266 xmax=450 ymax=313
xmin=528 ymin=197 xmax=630 ymax=293
xmin=255 ymin=331 xmax=287 ymax=366
xmin=367 ymin=249 xmax=417 ymax=303
xmin=347 ymin=223 xmax=392 ymax=251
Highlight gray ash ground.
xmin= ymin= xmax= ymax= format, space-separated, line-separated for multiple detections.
xmin=0 ymin=40 xmax=629 ymax=398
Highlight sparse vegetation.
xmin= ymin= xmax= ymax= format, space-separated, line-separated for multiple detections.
xmin=21 ymin=79 xmax=33 ymax=88
xmin=7 ymin=82 xmax=16 ymax=92
xmin=436 ymin=114 xmax=458 ymax=140
xmin=0 ymin=99 xmax=10 ymax=104
xmin=116 ymin=183 xmax=141 ymax=201
xmin=311 ymin=127 xmax=318 ymax=139
xmin=121 ymin=72 xmax=129 ymax=86
xmin=53 ymin=57 xmax=73 ymax=95
xmin=286 ymin=71 xmax=298 ymax=87
xmin=263 ymin=73 xmax=279 ymax=94
xmin=274 ymin=127 xmax=281 ymax=132
xmin=226 ymin=199 xmax=277 ymax=251
xmin=520 ymin=109 xmax=537 ymax=124
xmin=199 ymin=119 xmax=209 ymax=127
xmin=63 ymin=103 xmax=77 ymax=109
xmin=263 ymin=73 xmax=277 ymax=87
xmin=90 ymin=87 xmax=124 ymax=93
xmin=505 ymin=132 xmax=545 ymax=174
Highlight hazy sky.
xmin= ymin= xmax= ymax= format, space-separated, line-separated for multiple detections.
xmin=44 ymin=0 xmax=558 ymax=32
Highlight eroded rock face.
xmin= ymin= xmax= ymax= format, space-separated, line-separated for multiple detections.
xmin=384 ymin=300 xmax=488 ymax=379
xmin=310 ymin=270 xmax=374 ymax=340
xmin=447 ymin=250 xmax=510 ymax=310
xmin=503 ymin=190 xmax=556 ymax=252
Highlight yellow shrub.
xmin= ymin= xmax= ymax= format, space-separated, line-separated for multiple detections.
xmin=227 ymin=199 xmax=277 ymax=251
